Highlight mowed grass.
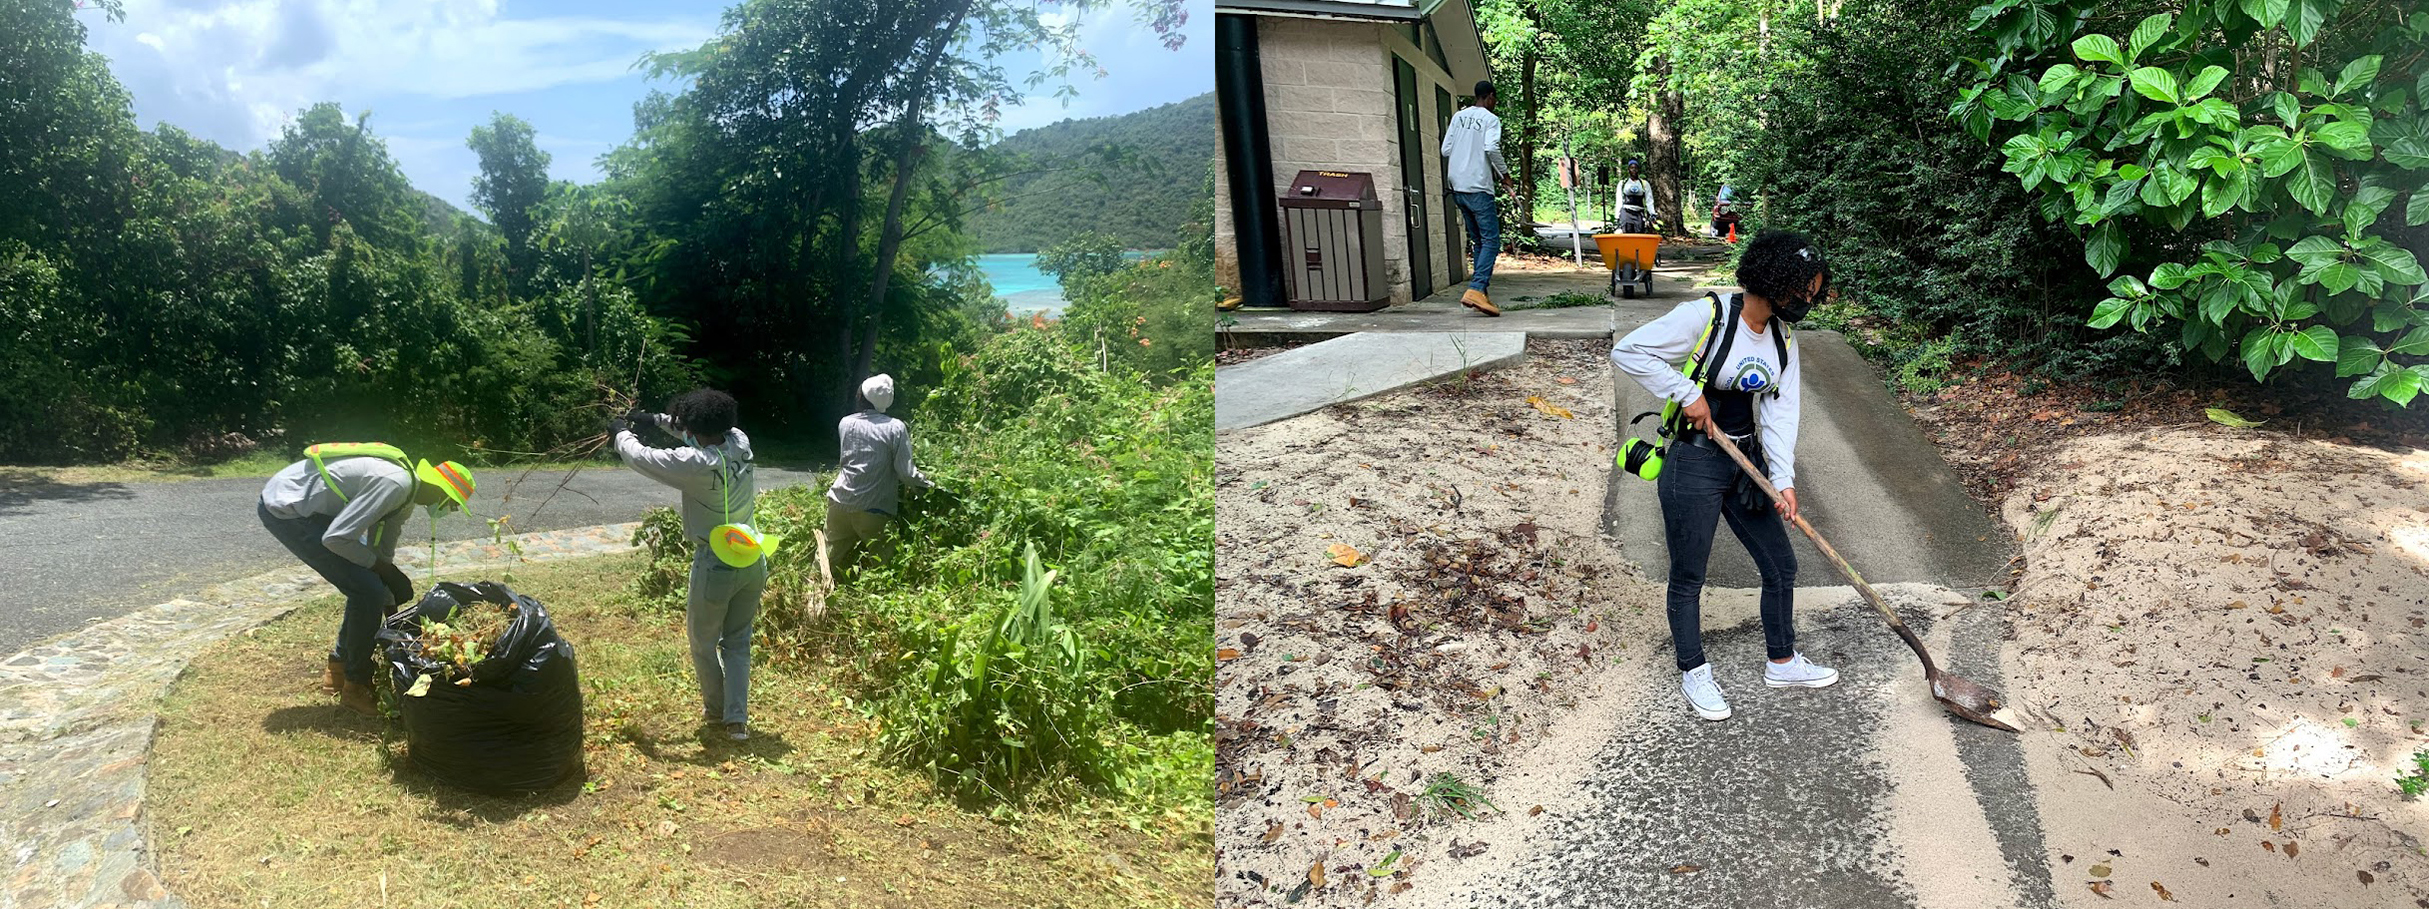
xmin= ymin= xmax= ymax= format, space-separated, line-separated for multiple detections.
xmin=149 ymin=553 xmax=1211 ymax=909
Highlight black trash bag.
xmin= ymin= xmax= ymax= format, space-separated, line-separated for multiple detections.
xmin=376 ymin=581 xmax=585 ymax=794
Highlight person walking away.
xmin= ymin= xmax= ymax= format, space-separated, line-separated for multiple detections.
xmin=1441 ymin=80 xmax=1514 ymax=317
xmin=612 ymin=389 xmax=763 ymax=741
xmin=1616 ymin=159 xmax=1659 ymax=234
xmin=1611 ymin=231 xmax=1836 ymax=721
xmin=825 ymin=374 xmax=933 ymax=581
xmin=259 ymin=444 xmax=476 ymax=716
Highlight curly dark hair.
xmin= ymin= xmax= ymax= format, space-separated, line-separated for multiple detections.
xmin=1738 ymin=229 xmax=1829 ymax=304
xmin=667 ymin=388 xmax=738 ymax=440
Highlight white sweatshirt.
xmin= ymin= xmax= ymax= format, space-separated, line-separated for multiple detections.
xmin=1611 ymin=298 xmax=1802 ymax=491
xmin=1616 ymin=178 xmax=1659 ymax=218
xmin=1439 ymin=106 xmax=1507 ymax=194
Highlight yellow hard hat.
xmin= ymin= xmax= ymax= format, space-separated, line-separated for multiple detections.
xmin=709 ymin=522 xmax=781 ymax=568
xmin=415 ymin=459 xmax=477 ymax=509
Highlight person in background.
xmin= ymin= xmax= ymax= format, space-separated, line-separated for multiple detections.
xmin=259 ymin=444 xmax=476 ymax=716
xmin=612 ymin=389 xmax=762 ymax=742
xmin=825 ymin=374 xmax=933 ymax=580
xmin=1441 ymin=80 xmax=1515 ymax=317
xmin=1616 ymin=158 xmax=1659 ymax=234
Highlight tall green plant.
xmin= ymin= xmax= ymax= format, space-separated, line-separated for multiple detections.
xmin=1956 ymin=0 xmax=2429 ymax=403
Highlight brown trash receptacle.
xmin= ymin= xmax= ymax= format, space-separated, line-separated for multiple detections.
xmin=1278 ymin=170 xmax=1389 ymax=312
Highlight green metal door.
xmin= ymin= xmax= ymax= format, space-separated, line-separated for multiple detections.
xmin=1394 ymin=57 xmax=1433 ymax=301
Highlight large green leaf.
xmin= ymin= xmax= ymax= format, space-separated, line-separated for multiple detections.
xmin=2202 ymin=170 xmax=2246 ymax=217
xmin=2150 ymin=262 xmax=2192 ymax=290
xmin=2409 ymin=189 xmax=2429 ymax=227
xmin=2240 ymin=0 xmax=2289 ymax=28
xmin=2184 ymin=66 xmax=2230 ymax=101
xmin=2317 ymin=262 xmax=2362 ymax=294
xmin=2269 ymin=92 xmax=2301 ymax=127
xmin=2037 ymin=64 xmax=2082 ymax=100
xmin=2313 ymin=121 xmax=2372 ymax=158
xmin=2088 ymin=296 xmax=2134 ymax=329
xmin=2335 ymin=340 xmax=2381 ymax=377
xmin=2287 ymin=0 xmax=2333 ymax=48
xmin=2344 ymin=185 xmax=2396 ymax=235
xmin=2242 ymin=327 xmax=2279 ymax=381
xmin=2086 ymin=222 xmax=2126 ymax=276
xmin=2334 ymin=55 xmax=2382 ymax=98
xmin=2386 ymin=139 xmax=2429 ymax=170
xmin=2369 ymin=367 xmax=2423 ymax=406
xmin=2390 ymin=326 xmax=2429 ymax=356
xmin=2359 ymin=243 xmax=2429 ymax=285
xmin=2072 ymin=34 xmax=2124 ymax=65
xmin=2286 ymin=235 xmax=2345 ymax=269
xmin=2286 ymin=150 xmax=2338 ymax=214
xmin=2128 ymin=67 xmax=2181 ymax=103
xmin=2286 ymin=325 xmax=2339 ymax=362
xmin=2127 ymin=14 xmax=2172 ymax=62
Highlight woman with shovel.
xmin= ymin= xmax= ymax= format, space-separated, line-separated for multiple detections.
xmin=1613 ymin=230 xmax=1834 ymax=721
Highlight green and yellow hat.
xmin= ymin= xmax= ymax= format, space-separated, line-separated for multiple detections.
xmin=709 ymin=523 xmax=781 ymax=568
xmin=414 ymin=459 xmax=477 ymax=511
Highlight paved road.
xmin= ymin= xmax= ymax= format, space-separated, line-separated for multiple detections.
xmin=1450 ymin=588 xmax=2054 ymax=908
xmin=0 ymin=461 xmax=822 ymax=655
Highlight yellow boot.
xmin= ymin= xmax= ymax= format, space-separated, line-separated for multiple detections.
xmin=1460 ymin=288 xmax=1500 ymax=316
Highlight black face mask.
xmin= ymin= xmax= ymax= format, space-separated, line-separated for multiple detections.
xmin=1772 ymin=267 xmax=1829 ymax=324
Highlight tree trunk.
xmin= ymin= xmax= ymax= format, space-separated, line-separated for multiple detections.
xmin=1647 ymin=55 xmax=1686 ymax=237
xmin=853 ymin=0 xmax=974 ymax=386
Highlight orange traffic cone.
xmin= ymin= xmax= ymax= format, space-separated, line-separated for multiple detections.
xmin=1726 ymin=223 xmax=1738 ymax=244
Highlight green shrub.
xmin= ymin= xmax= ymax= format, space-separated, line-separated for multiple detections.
xmin=2400 ymin=751 xmax=2429 ymax=798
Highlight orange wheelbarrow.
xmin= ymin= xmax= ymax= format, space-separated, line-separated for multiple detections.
xmin=1594 ymin=233 xmax=1660 ymax=299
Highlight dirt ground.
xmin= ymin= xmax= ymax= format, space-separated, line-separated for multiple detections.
xmin=1997 ymin=427 xmax=2429 ymax=907
xmin=1213 ymin=339 xmax=1664 ymax=907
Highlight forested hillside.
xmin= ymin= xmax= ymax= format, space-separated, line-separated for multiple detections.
xmin=968 ymin=92 xmax=1215 ymax=253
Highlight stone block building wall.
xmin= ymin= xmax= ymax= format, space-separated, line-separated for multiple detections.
xmin=1216 ymin=16 xmax=1471 ymax=308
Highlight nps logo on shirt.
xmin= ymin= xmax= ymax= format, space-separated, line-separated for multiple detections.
xmin=1727 ymin=356 xmax=1775 ymax=393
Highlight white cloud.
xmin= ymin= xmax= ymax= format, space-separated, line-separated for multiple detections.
xmin=990 ymin=4 xmax=1209 ymax=135
xmin=84 ymin=0 xmax=714 ymax=151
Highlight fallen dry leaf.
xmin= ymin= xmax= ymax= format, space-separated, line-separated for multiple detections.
xmin=1309 ymin=861 xmax=1326 ymax=890
xmin=1668 ymin=864 xmax=1702 ymax=874
xmin=1525 ymin=396 xmax=1576 ymax=420
xmin=1216 ymin=648 xmax=1242 ymax=661
xmin=2151 ymin=881 xmax=2174 ymax=901
xmin=1328 ymin=543 xmax=1368 ymax=568
xmin=2283 ymin=840 xmax=2299 ymax=858
xmin=2359 ymin=870 xmax=2376 ymax=885
xmin=1308 ymin=802 xmax=1324 ymax=819
xmin=2089 ymin=864 xmax=2112 ymax=877
xmin=2261 ymin=841 xmax=2276 ymax=853
xmin=1263 ymin=823 xmax=1284 ymax=844
xmin=2089 ymin=881 xmax=2113 ymax=899
xmin=2269 ymin=803 xmax=2282 ymax=831
xmin=1556 ymin=376 xmax=1577 ymax=385
xmin=1529 ymin=805 xmax=1544 ymax=816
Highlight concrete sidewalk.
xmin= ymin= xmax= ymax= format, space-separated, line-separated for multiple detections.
xmin=1603 ymin=328 xmax=2015 ymax=589
xmin=1220 ymin=259 xmax=1713 ymax=346
xmin=1214 ymin=331 xmax=1528 ymax=432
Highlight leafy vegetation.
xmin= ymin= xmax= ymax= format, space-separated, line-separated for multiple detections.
xmin=2400 ymin=750 xmax=2429 ymax=797
xmin=967 ymin=93 xmax=1217 ymax=253
xmin=634 ymin=296 xmax=1213 ymax=806
xmin=1956 ymin=0 xmax=2428 ymax=404
xmin=1 ymin=0 xmax=1197 ymax=465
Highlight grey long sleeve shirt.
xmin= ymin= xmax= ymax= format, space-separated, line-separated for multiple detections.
xmin=259 ymin=456 xmax=416 ymax=567
xmin=614 ymin=415 xmax=756 ymax=543
xmin=826 ymin=412 xmax=930 ymax=516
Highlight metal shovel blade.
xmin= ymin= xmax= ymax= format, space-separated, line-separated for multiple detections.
xmin=1928 ymin=668 xmax=2021 ymax=733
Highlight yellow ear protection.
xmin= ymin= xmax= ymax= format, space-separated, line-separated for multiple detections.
xmin=702 ymin=444 xmax=779 ymax=568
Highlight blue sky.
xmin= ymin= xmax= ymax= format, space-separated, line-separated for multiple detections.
xmin=78 ymin=0 xmax=1211 ymax=213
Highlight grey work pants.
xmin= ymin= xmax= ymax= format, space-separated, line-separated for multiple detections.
xmin=687 ymin=546 xmax=766 ymax=724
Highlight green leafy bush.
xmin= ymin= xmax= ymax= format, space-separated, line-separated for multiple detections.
xmin=1956 ymin=0 xmax=2429 ymax=403
xmin=2400 ymin=750 xmax=2429 ymax=798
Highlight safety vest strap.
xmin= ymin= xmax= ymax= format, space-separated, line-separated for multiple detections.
xmin=1655 ymin=292 xmax=1791 ymax=438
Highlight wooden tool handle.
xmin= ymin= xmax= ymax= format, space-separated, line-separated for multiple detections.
xmin=1702 ymin=430 xmax=1939 ymax=674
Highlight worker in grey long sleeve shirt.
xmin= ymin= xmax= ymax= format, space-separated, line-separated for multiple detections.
xmin=258 ymin=444 xmax=478 ymax=715
xmin=612 ymin=388 xmax=763 ymax=741
xmin=825 ymin=374 xmax=932 ymax=580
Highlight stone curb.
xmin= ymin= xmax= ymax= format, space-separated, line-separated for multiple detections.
xmin=1 ymin=523 xmax=642 ymax=909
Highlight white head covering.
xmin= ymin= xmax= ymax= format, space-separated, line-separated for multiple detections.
xmin=861 ymin=374 xmax=896 ymax=413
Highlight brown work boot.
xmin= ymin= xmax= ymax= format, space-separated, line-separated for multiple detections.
xmin=1460 ymin=288 xmax=1500 ymax=316
xmin=319 ymin=658 xmax=343 ymax=694
xmin=339 ymin=679 xmax=379 ymax=717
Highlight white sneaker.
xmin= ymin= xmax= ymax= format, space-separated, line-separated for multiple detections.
xmin=1681 ymin=663 xmax=1731 ymax=720
xmin=1764 ymin=652 xmax=1840 ymax=689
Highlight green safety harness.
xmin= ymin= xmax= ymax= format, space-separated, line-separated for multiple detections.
xmin=303 ymin=442 xmax=420 ymax=548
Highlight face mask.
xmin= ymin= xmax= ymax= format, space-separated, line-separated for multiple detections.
xmin=1773 ymin=264 xmax=1829 ymax=324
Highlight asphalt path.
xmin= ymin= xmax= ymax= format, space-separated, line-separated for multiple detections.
xmin=0 ymin=461 xmax=821 ymax=655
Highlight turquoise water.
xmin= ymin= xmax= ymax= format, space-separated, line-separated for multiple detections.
xmin=976 ymin=253 xmax=1064 ymax=316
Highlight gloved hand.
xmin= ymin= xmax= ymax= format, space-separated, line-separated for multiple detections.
xmin=608 ymin=412 xmax=631 ymax=436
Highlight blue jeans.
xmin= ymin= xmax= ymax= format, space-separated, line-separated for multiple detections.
xmin=1452 ymin=190 xmax=1500 ymax=292
xmin=1655 ymin=440 xmax=1798 ymax=671
xmin=688 ymin=547 xmax=766 ymax=724
xmin=258 ymin=500 xmax=412 ymax=684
